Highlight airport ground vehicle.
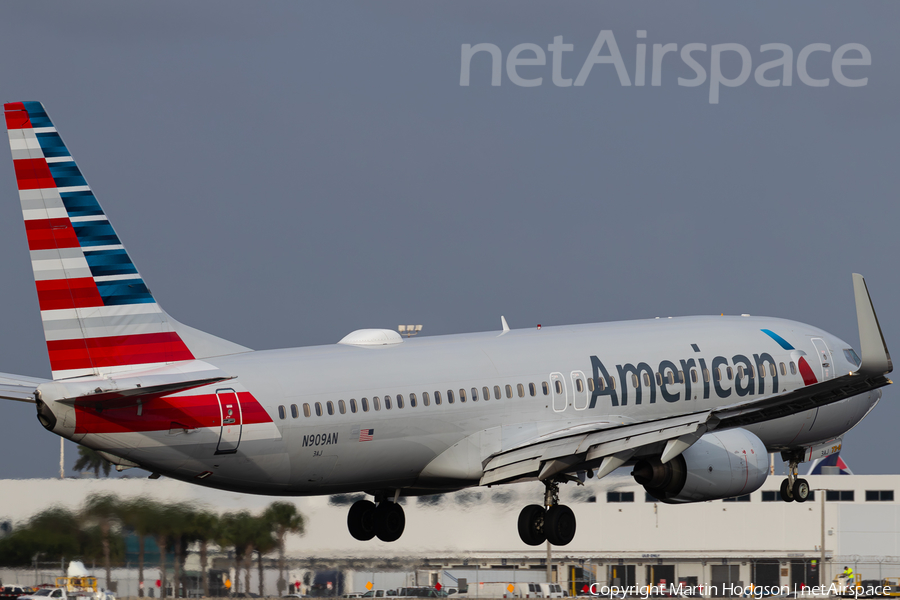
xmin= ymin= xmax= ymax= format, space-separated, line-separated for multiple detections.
xmin=0 ymin=587 xmax=31 ymax=600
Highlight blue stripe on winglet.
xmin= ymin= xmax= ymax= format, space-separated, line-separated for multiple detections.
xmin=761 ymin=329 xmax=794 ymax=350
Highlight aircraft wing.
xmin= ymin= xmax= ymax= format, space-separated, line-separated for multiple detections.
xmin=0 ymin=372 xmax=48 ymax=403
xmin=480 ymin=273 xmax=892 ymax=486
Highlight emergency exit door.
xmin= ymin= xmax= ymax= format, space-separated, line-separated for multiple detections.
xmin=216 ymin=388 xmax=242 ymax=454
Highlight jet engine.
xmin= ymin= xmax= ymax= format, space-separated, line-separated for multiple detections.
xmin=632 ymin=428 xmax=768 ymax=503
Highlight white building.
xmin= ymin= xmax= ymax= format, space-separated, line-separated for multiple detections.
xmin=0 ymin=473 xmax=897 ymax=597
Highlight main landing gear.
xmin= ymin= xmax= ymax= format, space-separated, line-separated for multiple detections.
xmin=347 ymin=497 xmax=406 ymax=542
xmin=517 ymin=479 xmax=577 ymax=546
xmin=779 ymin=454 xmax=810 ymax=503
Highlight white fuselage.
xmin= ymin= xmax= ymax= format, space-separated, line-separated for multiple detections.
xmin=49 ymin=315 xmax=878 ymax=496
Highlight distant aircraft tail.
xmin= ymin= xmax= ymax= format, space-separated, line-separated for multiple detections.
xmin=4 ymin=101 xmax=248 ymax=380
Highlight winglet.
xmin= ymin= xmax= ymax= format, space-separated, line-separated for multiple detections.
xmin=853 ymin=273 xmax=892 ymax=375
xmin=501 ymin=316 xmax=510 ymax=332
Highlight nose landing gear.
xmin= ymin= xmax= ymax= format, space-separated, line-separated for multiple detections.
xmin=517 ymin=478 xmax=577 ymax=546
xmin=347 ymin=496 xmax=406 ymax=542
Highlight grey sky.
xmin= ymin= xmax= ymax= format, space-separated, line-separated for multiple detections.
xmin=0 ymin=2 xmax=897 ymax=478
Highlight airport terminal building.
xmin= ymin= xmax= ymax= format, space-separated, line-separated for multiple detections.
xmin=0 ymin=473 xmax=898 ymax=597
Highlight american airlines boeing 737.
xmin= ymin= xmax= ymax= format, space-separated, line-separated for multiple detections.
xmin=0 ymin=101 xmax=893 ymax=546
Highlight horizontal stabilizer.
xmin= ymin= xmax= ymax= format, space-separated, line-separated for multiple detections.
xmin=0 ymin=372 xmax=49 ymax=403
xmin=38 ymin=360 xmax=234 ymax=409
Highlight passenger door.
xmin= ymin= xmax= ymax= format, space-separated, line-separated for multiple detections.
xmin=811 ymin=338 xmax=833 ymax=380
xmin=216 ymin=388 xmax=242 ymax=454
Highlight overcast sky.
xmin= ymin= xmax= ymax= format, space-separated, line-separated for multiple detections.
xmin=0 ymin=2 xmax=897 ymax=479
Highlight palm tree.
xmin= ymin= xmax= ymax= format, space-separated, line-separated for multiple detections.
xmin=263 ymin=502 xmax=305 ymax=595
xmin=121 ymin=498 xmax=162 ymax=598
xmin=73 ymin=445 xmax=113 ymax=477
xmin=82 ymin=494 xmax=120 ymax=590
xmin=251 ymin=521 xmax=277 ymax=598
xmin=218 ymin=511 xmax=256 ymax=596
xmin=184 ymin=510 xmax=219 ymax=598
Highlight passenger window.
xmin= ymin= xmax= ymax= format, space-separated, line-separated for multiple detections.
xmin=315 ymin=402 xmax=323 ymax=417
xmin=553 ymin=381 xmax=562 ymax=395
xmin=373 ymin=397 xmax=381 ymax=411
xmin=737 ymin=366 xmax=745 ymax=379
xmin=631 ymin=374 xmax=639 ymax=388
xmin=409 ymin=393 xmax=417 ymax=407
xmin=483 ymin=386 xmax=490 ymax=401
xmin=542 ymin=382 xmax=549 ymax=395
xmin=790 ymin=361 xmax=796 ymax=375
xmin=678 ymin=370 xmax=684 ymax=383
xmin=655 ymin=372 xmax=662 ymax=386
xmin=576 ymin=379 xmax=584 ymax=393
xmin=727 ymin=366 xmax=734 ymax=380
xmin=506 ymin=384 xmax=513 ymax=398
xmin=780 ymin=362 xmax=787 ymax=376
xmin=447 ymin=390 xmax=454 ymax=404
xmin=434 ymin=391 xmax=442 ymax=405
xmin=471 ymin=387 xmax=478 ymax=401
xmin=517 ymin=383 xmax=525 ymax=397
xmin=339 ymin=400 xmax=346 ymax=414
xmin=423 ymin=392 xmax=430 ymax=406
xmin=278 ymin=405 xmax=286 ymax=420
xmin=667 ymin=371 xmax=674 ymax=385
xmin=290 ymin=404 xmax=299 ymax=419
xmin=326 ymin=401 xmax=334 ymax=415
xmin=610 ymin=376 xmax=616 ymax=389
xmin=459 ymin=389 xmax=466 ymax=402
xmin=587 ymin=379 xmax=594 ymax=392
xmin=642 ymin=373 xmax=650 ymax=387
xmin=759 ymin=364 xmax=766 ymax=378
xmin=361 ymin=397 xmax=369 ymax=412
xmin=690 ymin=369 xmax=697 ymax=384
xmin=303 ymin=403 xmax=312 ymax=417
xmin=749 ymin=365 xmax=755 ymax=378
xmin=598 ymin=377 xmax=605 ymax=391
xmin=384 ymin=395 xmax=392 ymax=410
xmin=396 ymin=394 xmax=404 ymax=409
xmin=349 ymin=399 xmax=357 ymax=413
xmin=703 ymin=368 xmax=710 ymax=382
xmin=494 ymin=385 xmax=502 ymax=400
xmin=714 ymin=368 xmax=720 ymax=381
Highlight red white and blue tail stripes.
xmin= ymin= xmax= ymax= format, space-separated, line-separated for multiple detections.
xmin=5 ymin=101 xmax=194 ymax=380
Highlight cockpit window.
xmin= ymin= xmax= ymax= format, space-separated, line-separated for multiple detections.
xmin=843 ymin=348 xmax=862 ymax=367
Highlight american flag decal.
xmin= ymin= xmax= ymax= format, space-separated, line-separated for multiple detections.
xmin=359 ymin=428 xmax=374 ymax=442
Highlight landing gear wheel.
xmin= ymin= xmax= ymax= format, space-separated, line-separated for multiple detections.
xmin=517 ymin=504 xmax=546 ymax=546
xmin=347 ymin=500 xmax=377 ymax=541
xmin=780 ymin=478 xmax=794 ymax=502
xmin=793 ymin=478 xmax=810 ymax=503
xmin=544 ymin=505 xmax=576 ymax=546
xmin=374 ymin=501 xmax=406 ymax=542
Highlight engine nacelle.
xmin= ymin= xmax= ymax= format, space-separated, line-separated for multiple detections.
xmin=632 ymin=428 xmax=769 ymax=504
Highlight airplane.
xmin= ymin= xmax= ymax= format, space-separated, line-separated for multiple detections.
xmin=0 ymin=100 xmax=893 ymax=547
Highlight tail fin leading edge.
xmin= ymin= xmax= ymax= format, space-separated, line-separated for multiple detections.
xmin=4 ymin=101 xmax=248 ymax=380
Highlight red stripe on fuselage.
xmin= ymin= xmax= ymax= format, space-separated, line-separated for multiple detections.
xmin=35 ymin=277 xmax=104 ymax=311
xmin=798 ymin=356 xmax=818 ymax=385
xmin=73 ymin=391 xmax=271 ymax=434
xmin=14 ymin=158 xmax=55 ymax=190
xmin=25 ymin=218 xmax=81 ymax=251
xmin=47 ymin=331 xmax=194 ymax=371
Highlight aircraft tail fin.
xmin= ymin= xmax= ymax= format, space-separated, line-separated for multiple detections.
xmin=4 ymin=101 xmax=249 ymax=381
